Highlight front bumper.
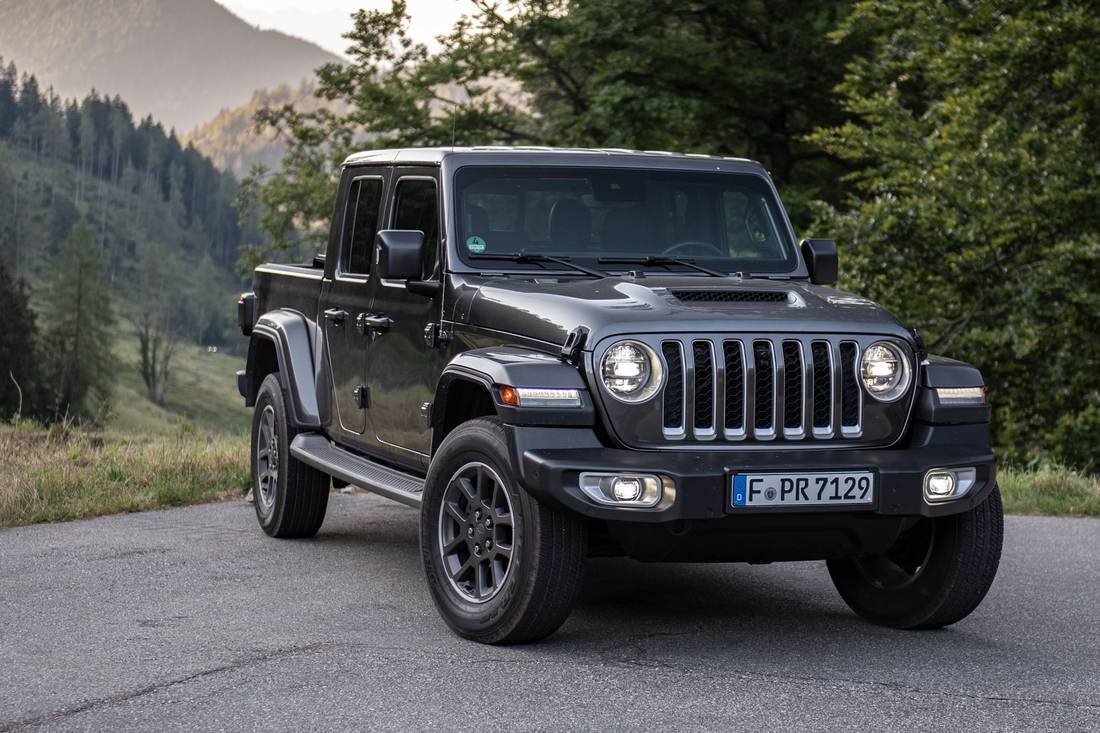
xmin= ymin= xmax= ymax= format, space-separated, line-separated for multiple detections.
xmin=511 ymin=422 xmax=996 ymax=524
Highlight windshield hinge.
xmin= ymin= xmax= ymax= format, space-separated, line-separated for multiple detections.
xmin=560 ymin=326 xmax=589 ymax=363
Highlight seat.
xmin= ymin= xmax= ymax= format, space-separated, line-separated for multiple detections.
xmin=548 ymin=199 xmax=591 ymax=251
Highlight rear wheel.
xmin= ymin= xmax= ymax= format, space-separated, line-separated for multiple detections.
xmin=828 ymin=485 xmax=1003 ymax=629
xmin=251 ymin=373 xmax=329 ymax=538
xmin=420 ymin=417 xmax=587 ymax=644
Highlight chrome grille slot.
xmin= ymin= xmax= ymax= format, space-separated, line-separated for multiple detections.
xmin=661 ymin=341 xmax=685 ymax=438
xmin=722 ymin=340 xmax=746 ymax=439
xmin=692 ymin=341 xmax=715 ymax=438
xmin=840 ymin=342 xmax=862 ymax=436
xmin=752 ymin=340 xmax=776 ymax=439
xmin=781 ymin=341 xmax=804 ymax=436
xmin=810 ymin=341 xmax=833 ymax=437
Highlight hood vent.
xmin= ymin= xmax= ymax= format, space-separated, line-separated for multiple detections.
xmin=670 ymin=289 xmax=789 ymax=304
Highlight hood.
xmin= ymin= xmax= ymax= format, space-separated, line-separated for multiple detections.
xmin=452 ymin=274 xmax=911 ymax=348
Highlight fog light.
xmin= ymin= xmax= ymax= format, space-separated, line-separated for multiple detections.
xmin=579 ymin=472 xmax=664 ymax=508
xmin=923 ymin=467 xmax=977 ymax=503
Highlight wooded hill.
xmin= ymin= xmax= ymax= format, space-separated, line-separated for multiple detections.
xmin=0 ymin=0 xmax=343 ymax=132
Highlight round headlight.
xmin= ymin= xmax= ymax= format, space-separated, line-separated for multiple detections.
xmin=860 ymin=341 xmax=912 ymax=402
xmin=600 ymin=340 xmax=664 ymax=403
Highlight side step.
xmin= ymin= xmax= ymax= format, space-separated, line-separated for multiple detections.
xmin=290 ymin=433 xmax=424 ymax=509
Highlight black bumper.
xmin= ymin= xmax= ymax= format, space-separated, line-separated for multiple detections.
xmin=510 ymin=422 xmax=996 ymax=524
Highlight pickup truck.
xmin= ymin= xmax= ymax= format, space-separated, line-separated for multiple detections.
xmin=236 ymin=147 xmax=1002 ymax=644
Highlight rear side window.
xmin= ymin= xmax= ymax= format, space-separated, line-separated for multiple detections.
xmin=392 ymin=178 xmax=440 ymax=279
xmin=343 ymin=177 xmax=384 ymax=274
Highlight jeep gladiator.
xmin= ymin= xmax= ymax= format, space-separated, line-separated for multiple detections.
xmin=236 ymin=147 xmax=1002 ymax=644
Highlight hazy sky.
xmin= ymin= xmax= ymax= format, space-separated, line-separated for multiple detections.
xmin=216 ymin=1 xmax=472 ymax=58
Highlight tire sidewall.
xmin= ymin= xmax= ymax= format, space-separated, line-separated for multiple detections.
xmin=251 ymin=374 xmax=290 ymax=535
xmin=420 ymin=419 xmax=536 ymax=638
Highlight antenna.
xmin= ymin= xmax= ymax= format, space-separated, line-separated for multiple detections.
xmin=451 ymin=112 xmax=457 ymax=150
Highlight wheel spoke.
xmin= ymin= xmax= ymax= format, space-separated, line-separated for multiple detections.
xmin=443 ymin=500 xmax=467 ymax=526
xmin=457 ymin=476 xmax=478 ymax=502
xmin=492 ymin=542 xmax=512 ymax=561
xmin=475 ymin=560 xmax=487 ymax=598
xmin=476 ymin=467 xmax=489 ymax=500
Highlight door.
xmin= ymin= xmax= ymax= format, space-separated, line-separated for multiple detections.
xmin=321 ymin=171 xmax=386 ymax=438
xmin=365 ymin=169 xmax=446 ymax=462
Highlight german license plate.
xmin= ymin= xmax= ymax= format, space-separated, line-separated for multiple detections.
xmin=730 ymin=471 xmax=875 ymax=509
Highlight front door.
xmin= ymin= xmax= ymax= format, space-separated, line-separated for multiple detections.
xmin=365 ymin=169 xmax=445 ymax=465
xmin=321 ymin=170 xmax=386 ymax=438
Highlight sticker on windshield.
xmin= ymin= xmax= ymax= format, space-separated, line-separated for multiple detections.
xmin=466 ymin=235 xmax=487 ymax=253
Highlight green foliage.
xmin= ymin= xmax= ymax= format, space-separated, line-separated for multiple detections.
xmin=40 ymin=223 xmax=117 ymax=422
xmin=237 ymin=0 xmax=858 ymax=268
xmin=0 ymin=258 xmax=50 ymax=420
xmin=809 ymin=0 xmax=1100 ymax=471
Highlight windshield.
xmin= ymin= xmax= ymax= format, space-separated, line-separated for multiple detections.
xmin=453 ymin=166 xmax=797 ymax=274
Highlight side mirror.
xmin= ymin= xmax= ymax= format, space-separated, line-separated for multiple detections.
xmin=376 ymin=230 xmax=424 ymax=280
xmin=800 ymin=238 xmax=838 ymax=286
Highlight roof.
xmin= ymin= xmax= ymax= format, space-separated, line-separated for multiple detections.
xmin=341 ymin=146 xmax=765 ymax=173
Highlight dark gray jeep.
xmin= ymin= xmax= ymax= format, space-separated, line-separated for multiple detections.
xmin=236 ymin=147 xmax=1002 ymax=644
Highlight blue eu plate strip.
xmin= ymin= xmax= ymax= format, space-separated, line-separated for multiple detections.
xmin=732 ymin=474 xmax=747 ymax=506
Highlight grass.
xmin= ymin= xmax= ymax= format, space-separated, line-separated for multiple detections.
xmin=999 ymin=465 xmax=1100 ymax=518
xmin=106 ymin=327 xmax=251 ymax=437
xmin=0 ymin=420 xmax=249 ymax=528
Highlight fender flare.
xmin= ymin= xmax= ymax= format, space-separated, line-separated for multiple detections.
xmin=432 ymin=346 xmax=595 ymax=447
xmin=246 ymin=310 xmax=322 ymax=429
xmin=916 ymin=355 xmax=990 ymax=425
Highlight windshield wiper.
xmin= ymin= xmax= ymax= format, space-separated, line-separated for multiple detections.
xmin=470 ymin=251 xmax=609 ymax=278
xmin=597 ymin=256 xmax=733 ymax=278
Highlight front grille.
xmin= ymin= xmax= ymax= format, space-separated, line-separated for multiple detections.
xmin=670 ymin=289 xmax=789 ymax=304
xmin=653 ymin=335 xmax=880 ymax=444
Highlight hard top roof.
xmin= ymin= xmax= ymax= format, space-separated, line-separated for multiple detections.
xmin=342 ymin=146 xmax=766 ymax=173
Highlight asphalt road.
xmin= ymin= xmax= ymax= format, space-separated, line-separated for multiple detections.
xmin=1 ymin=494 xmax=1098 ymax=732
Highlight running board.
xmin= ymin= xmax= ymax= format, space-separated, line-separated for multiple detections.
xmin=290 ymin=433 xmax=424 ymax=508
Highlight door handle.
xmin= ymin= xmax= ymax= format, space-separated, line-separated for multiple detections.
xmin=324 ymin=308 xmax=348 ymax=324
xmin=356 ymin=313 xmax=394 ymax=339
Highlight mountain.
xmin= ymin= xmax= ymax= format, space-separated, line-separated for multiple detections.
xmin=0 ymin=0 xmax=344 ymax=132
xmin=183 ymin=81 xmax=349 ymax=177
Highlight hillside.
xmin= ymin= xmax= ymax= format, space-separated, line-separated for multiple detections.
xmin=0 ymin=0 xmax=343 ymax=131
xmin=183 ymin=81 xmax=349 ymax=177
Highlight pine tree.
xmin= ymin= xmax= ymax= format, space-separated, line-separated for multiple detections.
xmin=0 ymin=257 xmax=48 ymax=421
xmin=41 ymin=222 xmax=116 ymax=421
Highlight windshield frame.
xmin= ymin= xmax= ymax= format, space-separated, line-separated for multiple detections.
xmin=444 ymin=162 xmax=806 ymax=278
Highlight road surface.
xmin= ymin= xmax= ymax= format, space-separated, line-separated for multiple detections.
xmin=1 ymin=495 xmax=1098 ymax=731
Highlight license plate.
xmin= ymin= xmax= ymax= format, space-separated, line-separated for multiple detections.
xmin=730 ymin=471 xmax=875 ymax=509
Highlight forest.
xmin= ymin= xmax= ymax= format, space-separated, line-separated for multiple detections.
xmin=0 ymin=57 xmax=251 ymax=424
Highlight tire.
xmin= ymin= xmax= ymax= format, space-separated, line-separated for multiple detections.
xmin=251 ymin=373 xmax=329 ymax=538
xmin=827 ymin=485 xmax=1004 ymax=629
xmin=420 ymin=417 xmax=587 ymax=644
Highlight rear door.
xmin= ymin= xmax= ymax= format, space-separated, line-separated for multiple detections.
xmin=364 ymin=168 xmax=446 ymax=466
xmin=320 ymin=168 xmax=387 ymax=439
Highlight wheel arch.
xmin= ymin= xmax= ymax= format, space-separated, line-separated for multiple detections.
xmin=431 ymin=346 xmax=594 ymax=452
xmin=244 ymin=310 xmax=322 ymax=429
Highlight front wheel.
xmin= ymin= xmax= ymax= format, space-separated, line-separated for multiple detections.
xmin=828 ymin=485 xmax=1004 ymax=629
xmin=420 ymin=418 xmax=587 ymax=644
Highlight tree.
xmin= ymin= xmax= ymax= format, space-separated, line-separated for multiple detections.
xmin=238 ymin=0 xmax=861 ymax=269
xmin=41 ymin=223 xmax=116 ymax=421
xmin=0 ymin=257 xmax=49 ymax=421
xmin=809 ymin=0 xmax=1100 ymax=471
xmin=133 ymin=249 xmax=181 ymax=405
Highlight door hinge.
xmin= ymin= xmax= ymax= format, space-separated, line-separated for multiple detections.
xmin=353 ymin=384 xmax=370 ymax=409
xmin=419 ymin=402 xmax=433 ymax=425
xmin=423 ymin=322 xmax=452 ymax=348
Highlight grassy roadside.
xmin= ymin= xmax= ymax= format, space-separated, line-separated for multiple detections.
xmin=999 ymin=465 xmax=1100 ymax=518
xmin=0 ymin=422 xmax=249 ymax=528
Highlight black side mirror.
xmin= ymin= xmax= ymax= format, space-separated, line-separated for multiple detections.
xmin=376 ymin=230 xmax=425 ymax=280
xmin=800 ymin=238 xmax=838 ymax=285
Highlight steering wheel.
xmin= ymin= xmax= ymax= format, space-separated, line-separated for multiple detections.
xmin=662 ymin=240 xmax=726 ymax=258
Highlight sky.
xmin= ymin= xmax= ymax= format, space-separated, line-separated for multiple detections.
xmin=216 ymin=0 xmax=472 ymax=58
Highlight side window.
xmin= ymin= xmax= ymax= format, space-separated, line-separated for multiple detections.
xmin=392 ymin=178 xmax=440 ymax=280
xmin=343 ymin=177 xmax=384 ymax=274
